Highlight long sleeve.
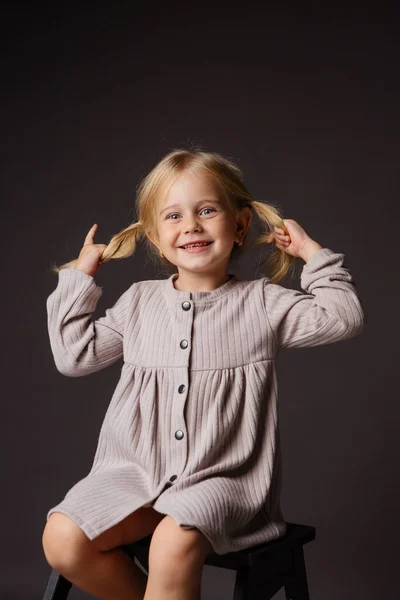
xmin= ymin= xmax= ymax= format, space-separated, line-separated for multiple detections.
xmin=46 ymin=268 xmax=138 ymax=377
xmin=263 ymin=247 xmax=366 ymax=351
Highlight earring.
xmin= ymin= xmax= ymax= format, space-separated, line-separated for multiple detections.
xmin=159 ymin=250 xmax=164 ymax=258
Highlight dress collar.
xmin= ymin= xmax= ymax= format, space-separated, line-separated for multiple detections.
xmin=163 ymin=272 xmax=239 ymax=303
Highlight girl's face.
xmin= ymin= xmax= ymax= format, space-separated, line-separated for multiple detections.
xmin=155 ymin=171 xmax=250 ymax=281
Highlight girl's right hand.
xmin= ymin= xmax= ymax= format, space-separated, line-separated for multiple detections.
xmin=75 ymin=224 xmax=107 ymax=277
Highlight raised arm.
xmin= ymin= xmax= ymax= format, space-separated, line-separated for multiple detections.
xmin=46 ymin=268 xmax=137 ymax=376
xmin=263 ymin=247 xmax=366 ymax=351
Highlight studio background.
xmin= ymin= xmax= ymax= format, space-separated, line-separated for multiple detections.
xmin=1 ymin=3 xmax=396 ymax=599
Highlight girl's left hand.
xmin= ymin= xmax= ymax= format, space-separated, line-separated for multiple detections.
xmin=267 ymin=219 xmax=315 ymax=259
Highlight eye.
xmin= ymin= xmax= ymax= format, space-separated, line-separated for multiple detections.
xmin=166 ymin=207 xmax=216 ymax=220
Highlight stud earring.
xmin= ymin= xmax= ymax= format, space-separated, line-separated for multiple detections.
xmin=159 ymin=250 xmax=164 ymax=258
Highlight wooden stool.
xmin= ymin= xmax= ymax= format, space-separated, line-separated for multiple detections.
xmin=42 ymin=521 xmax=316 ymax=599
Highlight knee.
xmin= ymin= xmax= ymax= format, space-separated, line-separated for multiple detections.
xmin=42 ymin=512 xmax=91 ymax=575
xmin=147 ymin=516 xmax=210 ymax=586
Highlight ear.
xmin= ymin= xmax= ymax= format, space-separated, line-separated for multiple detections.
xmin=236 ymin=205 xmax=252 ymax=239
xmin=146 ymin=228 xmax=160 ymax=251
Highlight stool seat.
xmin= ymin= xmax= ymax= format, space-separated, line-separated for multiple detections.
xmin=42 ymin=521 xmax=316 ymax=600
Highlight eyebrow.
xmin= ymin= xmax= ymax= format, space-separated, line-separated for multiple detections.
xmin=159 ymin=198 xmax=222 ymax=216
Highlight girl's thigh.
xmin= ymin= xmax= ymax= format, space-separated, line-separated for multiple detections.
xmin=93 ymin=506 xmax=167 ymax=551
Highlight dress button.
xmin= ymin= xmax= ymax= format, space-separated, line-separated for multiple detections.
xmin=174 ymin=430 xmax=184 ymax=440
xmin=169 ymin=475 xmax=178 ymax=482
xmin=182 ymin=301 xmax=191 ymax=311
xmin=178 ymin=384 xmax=186 ymax=393
xmin=180 ymin=339 xmax=188 ymax=349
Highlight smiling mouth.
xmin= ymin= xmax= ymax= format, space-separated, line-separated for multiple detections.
xmin=179 ymin=242 xmax=213 ymax=249
xmin=179 ymin=242 xmax=214 ymax=252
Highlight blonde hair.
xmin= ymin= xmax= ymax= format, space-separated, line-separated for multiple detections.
xmin=51 ymin=147 xmax=296 ymax=284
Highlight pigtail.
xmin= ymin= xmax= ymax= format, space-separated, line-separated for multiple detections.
xmin=51 ymin=221 xmax=145 ymax=274
xmin=249 ymin=200 xmax=297 ymax=284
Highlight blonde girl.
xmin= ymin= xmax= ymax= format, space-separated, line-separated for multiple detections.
xmin=42 ymin=148 xmax=365 ymax=600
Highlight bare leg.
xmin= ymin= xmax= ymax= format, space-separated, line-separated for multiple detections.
xmin=61 ymin=545 xmax=148 ymax=600
xmin=42 ymin=508 xmax=165 ymax=600
xmin=143 ymin=515 xmax=213 ymax=600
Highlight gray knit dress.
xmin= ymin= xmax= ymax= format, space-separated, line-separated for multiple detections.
xmin=45 ymin=247 xmax=365 ymax=555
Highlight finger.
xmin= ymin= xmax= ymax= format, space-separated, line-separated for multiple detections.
xmin=268 ymin=233 xmax=278 ymax=243
xmin=277 ymin=233 xmax=290 ymax=243
xmin=84 ymin=223 xmax=98 ymax=246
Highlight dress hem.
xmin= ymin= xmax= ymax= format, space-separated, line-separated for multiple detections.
xmin=46 ymin=500 xmax=287 ymax=555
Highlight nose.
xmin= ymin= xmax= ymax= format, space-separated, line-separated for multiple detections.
xmin=182 ymin=214 xmax=202 ymax=233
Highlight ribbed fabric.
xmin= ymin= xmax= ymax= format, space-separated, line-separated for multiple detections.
xmin=46 ymin=247 xmax=365 ymax=554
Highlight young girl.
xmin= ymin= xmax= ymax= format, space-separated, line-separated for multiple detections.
xmin=42 ymin=148 xmax=365 ymax=600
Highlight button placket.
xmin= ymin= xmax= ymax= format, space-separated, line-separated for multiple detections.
xmin=168 ymin=298 xmax=193 ymax=486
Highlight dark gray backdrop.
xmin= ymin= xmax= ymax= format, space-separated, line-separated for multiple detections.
xmin=2 ymin=3 xmax=397 ymax=599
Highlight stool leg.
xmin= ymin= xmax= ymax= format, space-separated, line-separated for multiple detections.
xmin=233 ymin=567 xmax=251 ymax=600
xmin=233 ymin=564 xmax=284 ymax=600
xmin=284 ymin=547 xmax=310 ymax=600
xmin=42 ymin=569 xmax=72 ymax=600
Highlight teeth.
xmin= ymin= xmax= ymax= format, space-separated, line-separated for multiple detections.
xmin=182 ymin=242 xmax=210 ymax=249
